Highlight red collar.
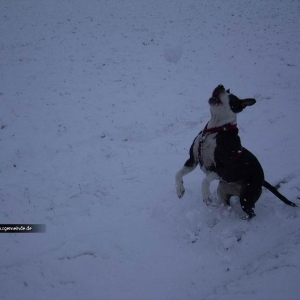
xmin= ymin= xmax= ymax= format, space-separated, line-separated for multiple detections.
xmin=203 ymin=123 xmax=237 ymax=135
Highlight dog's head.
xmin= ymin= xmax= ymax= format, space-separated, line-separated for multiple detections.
xmin=209 ymin=84 xmax=256 ymax=113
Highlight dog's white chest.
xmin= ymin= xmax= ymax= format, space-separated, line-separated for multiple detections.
xmin=200 ymin=133 xmax=217 ymax=170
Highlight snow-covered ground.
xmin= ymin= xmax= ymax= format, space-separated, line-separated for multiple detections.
xmin=1 ymin=0 xmax=300 ymax=299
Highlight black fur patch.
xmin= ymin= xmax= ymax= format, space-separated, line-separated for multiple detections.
xmin=229 ymin=94 xmax=244 ymax=113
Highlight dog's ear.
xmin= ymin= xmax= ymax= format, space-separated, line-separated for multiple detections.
xmin=240 ymin=98 xmax=256 ymax=108
xmin=226 ymin=89 xmax=230 ymax=94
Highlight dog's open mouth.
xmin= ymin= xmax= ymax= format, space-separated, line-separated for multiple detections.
xmin=209 ymin=84 xmax=226 ymax=106
xmin=208 ymin=96 xmax=222 ymax=106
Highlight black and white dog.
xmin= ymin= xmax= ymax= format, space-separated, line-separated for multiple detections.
xmin=175 ymin=84 xmax=297 ymax=219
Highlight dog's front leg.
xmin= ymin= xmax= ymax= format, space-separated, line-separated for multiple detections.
xmin=175 ymin=137 xmax=200 ymax=198
xmin=175 ymin=165 xmax=197 ymax=198
xmin=202 ymin=172 xmax=219 ymax=205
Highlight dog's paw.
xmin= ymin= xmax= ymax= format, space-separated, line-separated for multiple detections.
xmin=202 ymin=190 xmax=213 ymax=205
xmin=241 ymin=212 xmax=256 ymax=221
xmin=176 ymin=184 xmax=185 ymax=199
xmin=203 ymin=196 xmax=213 ymax=206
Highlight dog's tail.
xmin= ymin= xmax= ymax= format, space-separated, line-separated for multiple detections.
xmin=263 ymin=180 xmax=298 ymax=207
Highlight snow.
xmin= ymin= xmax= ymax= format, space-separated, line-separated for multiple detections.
xmin=1 ymin=0 xmax=300 ymax=299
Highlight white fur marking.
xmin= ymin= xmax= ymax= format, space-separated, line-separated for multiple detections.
xmin=201 ymin=133 xmax=217 ymax=170
xmin=192 ymin=134 xmax=201 ymax=160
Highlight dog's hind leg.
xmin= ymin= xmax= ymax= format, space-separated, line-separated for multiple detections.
xmin=239 ymin=184 xmax=262 ymax=219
